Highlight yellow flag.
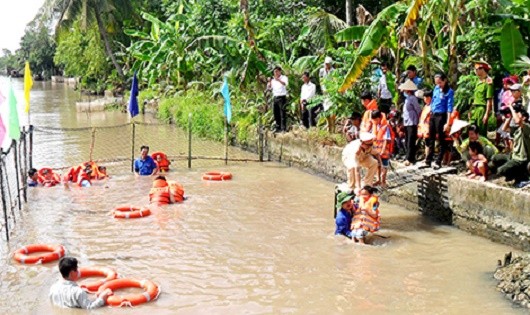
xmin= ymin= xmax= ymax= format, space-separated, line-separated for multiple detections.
xmin=24 ymin=61 xmax=33 ymax=113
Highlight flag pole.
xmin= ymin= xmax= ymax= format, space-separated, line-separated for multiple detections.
xmin=224 ymin=117 xmax=228 ymax=165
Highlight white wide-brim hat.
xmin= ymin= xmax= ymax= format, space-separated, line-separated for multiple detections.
xmin=449 ymin=119 xmax=470 ymax=135
xmin=398 ymin=79 xmax=418 ymax=91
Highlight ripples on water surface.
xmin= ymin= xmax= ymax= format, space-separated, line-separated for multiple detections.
xmin=0 ymin=78 xmax=525 ymax=314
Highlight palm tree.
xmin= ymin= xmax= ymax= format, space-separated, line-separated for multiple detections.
xmin=51 ymin=0 xmax=134 ymax=78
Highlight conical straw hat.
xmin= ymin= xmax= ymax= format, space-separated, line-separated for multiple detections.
xmin=398 ymin=79 xmax=418 ymax=91
xmin=449 ymin=119 xmax=470 ymax=135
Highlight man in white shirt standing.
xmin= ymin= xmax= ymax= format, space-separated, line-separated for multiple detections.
xmin=267 ymin=66 xmax=289 ymax=132
xmin=300 ymin=72 xmax=320 ymax=128
xmin=319 ymin=57 xmax=334 ymax=87
xmin=49 ymin=257 xmax=112 ymax=309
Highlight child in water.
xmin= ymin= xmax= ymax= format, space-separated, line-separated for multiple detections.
xmin=351 ymin=186 xmax=380 ymax=244
xmin=466 ymin=141 xmax=488 ymax=181
xmin=28 ymin=168 xmax=39 ymax=187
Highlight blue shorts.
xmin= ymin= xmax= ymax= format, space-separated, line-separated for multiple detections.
xmin=381 ymin=158 xmax=390 ymax=168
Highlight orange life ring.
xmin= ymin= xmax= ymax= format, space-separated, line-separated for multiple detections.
xmin=13 ymin=244 xmax=65 ymax=264
xmin=202 ymin=171 xmax=232 ymax=181
xmin=78 ymin=266 xmax=118 ymax=293
xmin=113 ymin=205 xmax=151 ymax=219
xmin=98 ymin=278 xmax=160 ymax=307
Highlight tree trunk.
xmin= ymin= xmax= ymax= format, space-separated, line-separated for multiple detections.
xmin=94 ymin=7 xmax=124 ymax=78
xmin=346 ymin=0 xmax=353 ymax=26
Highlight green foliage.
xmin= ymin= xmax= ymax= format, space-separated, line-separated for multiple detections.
xmin=19 ymin=22 xmax=56 ymax=78
xmin=158 ymin=90 xmax=226 ymax=140
xmin=54 ymin=21 xmax=111 ymax=91
xmin=339 ymin=3 xmax=407 ymax=92
xmin=500 ymin=20 xmax=528 ymax=73
xmin=454 ymin=74 xmax=478 ymax=114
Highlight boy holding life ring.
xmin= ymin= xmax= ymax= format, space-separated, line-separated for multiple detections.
xmin=49 ymin=257 xmax=112 ymax=309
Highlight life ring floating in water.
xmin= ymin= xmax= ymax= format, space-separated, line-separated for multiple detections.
xmin=78 ymin=266 xmax=118 ymax=293
xmin=13 ymin=244 xmax=66 ymax=264
xmin=202 ymin=171 xmax=232 ymax=181
xmin=97 ymin=278 xmax=160 ymax=307
xmin=113 ymin=205 xmax=151 ymax=219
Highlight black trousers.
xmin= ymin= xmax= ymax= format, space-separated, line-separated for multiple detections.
xmin=379 ymin=98 xmax=392 ymax=115
xmin=301 ymin=102 xmax=323 ymax=128
xmin=490 ymin=154 xmax=529 ymax=183
xmin=405 ymin=125 xmax=418 ymax=163
xmin=273 ymin=96 xmax=287 ymax=131
xmin=426 ymin=113 xmax=448 ymax=165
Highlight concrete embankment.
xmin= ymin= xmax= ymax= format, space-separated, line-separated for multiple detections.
xmin=256 ymin=131 xmax=530 ymax=251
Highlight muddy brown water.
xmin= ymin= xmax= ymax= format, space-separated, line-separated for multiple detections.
xmin=0 ymin=78 xmax=525 ymax=314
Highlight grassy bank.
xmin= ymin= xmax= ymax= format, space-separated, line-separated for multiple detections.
xmin=140 ymin=87 xmax=346 ymax=148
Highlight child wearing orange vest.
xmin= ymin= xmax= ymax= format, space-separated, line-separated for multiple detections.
xmin=351 ymin=186 xmax=380 ymax=244
xmin=369 ymin=110 xmax=393 ymax=188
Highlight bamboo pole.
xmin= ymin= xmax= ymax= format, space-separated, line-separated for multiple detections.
xmin=13 ymin=140 xmax=22 ymax=212
xmin=131 ymin=122 xmax=136 ymax=173
xmin=29 ymin=125 xmax=33 ymax=169
xmin=224 ymin=117 xmax=228 ymax=165
xmin=188 ymin=114 xmax=192 ymax=169
xmin=0 ymin=158 xmax=9 ymax=241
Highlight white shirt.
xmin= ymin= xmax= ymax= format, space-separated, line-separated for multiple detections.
xmin=319 ymin=67 xmax=333 ymax=79
xmin=379 ymin=75 xmax=392 ymax=99
xmin=300 ymin=82 xmax=316 ymax=101
xmin=342 ymin=139 xmax=373 ymax=169
xmin=270 ymin=75 xmax=288 ymax=97
xmin=49 ymin=279 xmax=105 ymax=309
xmin=319 ymin=67 xmax=334 ymax=93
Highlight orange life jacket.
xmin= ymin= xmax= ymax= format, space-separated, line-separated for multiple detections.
xmin=152 ymin=152 xmax=171 ymax=172
xmin=63 ymin=165 xmax=82 ymax=183
xmin=352 ymin=196 xmax=380 ymax=232
xmin=37 ymin=168 xmax=61 ymax=187
xmin=168 ymin=181 xmax=185 ymax=203
xmin=361 ymin=100 xmax=380 ymax=132
xmin=370 ymin=123 xmax=395 ymax=159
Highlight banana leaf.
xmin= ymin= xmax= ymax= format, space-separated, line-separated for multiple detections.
xmin=404 ymin=0 xmax=429 ymax=28
xmin=500 ymin=20 xmax=527 ymax=73
xmin=335 ymin=26 xmax=367 ymax=43
xmin=339 ymin=3 xmax=407 ymax=93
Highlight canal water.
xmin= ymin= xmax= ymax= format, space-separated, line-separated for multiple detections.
xmin=0 ymin=77 xmax=525 ymax=314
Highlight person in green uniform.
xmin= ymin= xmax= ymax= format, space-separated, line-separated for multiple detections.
xmin=470 ymin=61 xmax=496 ymax=136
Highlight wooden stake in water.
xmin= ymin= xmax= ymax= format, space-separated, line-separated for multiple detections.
xmin=188 ymin=113 xmax=192 ymax=169
xmin=131 ymin=122 xmax=136 ymax=173
xmin=89 ymin=128 xmax=96 ymax=161
xmin=0 ymin=158 xmax=9 ymax=241
xmin=224 ymin=117 xmax=228 ymax=165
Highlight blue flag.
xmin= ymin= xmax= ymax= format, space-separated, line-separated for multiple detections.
xmin=128 ymin=72 xmax=139 ymax=118
xmin=220 ymin=76 xmax=232 ymax=123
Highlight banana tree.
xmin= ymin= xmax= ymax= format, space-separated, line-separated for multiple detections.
xmin=339 ymin=3 xmax=407 ymax=93
xmin=126 ymin=12 xmax=194 ymax=89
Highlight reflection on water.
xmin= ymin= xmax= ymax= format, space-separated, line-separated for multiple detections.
xmin=0 ymin=78 xmax=524 ymax=314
